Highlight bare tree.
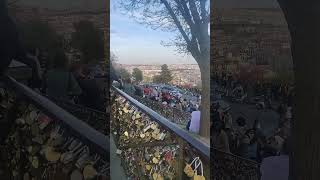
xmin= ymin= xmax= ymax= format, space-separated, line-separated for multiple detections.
xmin=119 ymin=0 xmax=210 ymax=137
xmin=110 ymin=51 xmax=118 ymax=63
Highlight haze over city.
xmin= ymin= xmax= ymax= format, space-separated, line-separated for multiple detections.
xmin=110 ymin=0 xmax=196 ymax=65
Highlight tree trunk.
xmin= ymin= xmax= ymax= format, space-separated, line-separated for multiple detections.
xmin=277 ymin=1 xmax=320 ymax=179
xmin=198 ymin=55 xmax=210 ymax=138
xmin=290 ymin=25 xmax=320 ymax=180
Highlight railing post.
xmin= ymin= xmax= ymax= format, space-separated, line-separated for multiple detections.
xmin=177 ymin=138 xmax=185 ymax=180
xmin=203 ymin=156 xmax=210 ymax=180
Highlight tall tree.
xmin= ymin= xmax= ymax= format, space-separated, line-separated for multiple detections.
xmin=117 ymin=68 xmax=131 ymax=82
xmin=132 ymin=68 xmax=143 ymax=82
xmin=110 ymin=52 xmax=119 ymax=84
xmin=153 ymin=74 xmax=162 ymax=83
xmin=110 ymin=51 xmax=118 ymax=63
xmin=119 ymin=0 xmax=210 ymax=137
xmin=71 ymin=20 xmax=104 ymax=64
xmin=159 ymin=64 xmax=173 ymax=84
xmin=277 ymin=0 xmax=320 ymax=179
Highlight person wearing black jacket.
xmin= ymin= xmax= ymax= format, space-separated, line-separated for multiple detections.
xmin=0 ymin=2 xmax=42 ymax=87
xmin=72 ymin=65 xmax=105 ymax=111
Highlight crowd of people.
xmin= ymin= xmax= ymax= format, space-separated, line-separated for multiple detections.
xmin=129 ymin=93 xmax=191 ymax=125
xmin=120 ymin=80 xmax=203 ymax=133
xmin=214 ymin=72 xmax=294 ymax=108
xmin=212 ymin=72 xmax=293 ymax=178
xmin=39 ymin=49 xmax=106 ymax=111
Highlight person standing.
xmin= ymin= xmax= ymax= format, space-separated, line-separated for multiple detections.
xmin=134 ymin=83 xmax=143 ymax=97
xmin=222 ymin=108 xmax=233 ymax=131
xmin=175 ymin=101 xmax=183 ymax=111
xmin=72 ymin=64 xmax=105 ymax=111
xmin=122 ymin=78 xmax=135 ymax=95
xmin=212 ymin=120 xmax=230 ymax=153
xmin=44 ymin=50 xmax=82 ymax=102
xmin=187 ymin=106 xmax=201 ymax=134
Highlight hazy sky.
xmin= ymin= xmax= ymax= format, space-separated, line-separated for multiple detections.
xmin=110 ymin=0 xmax=196 ymax=65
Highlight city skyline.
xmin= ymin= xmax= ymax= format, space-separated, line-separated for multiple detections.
xmin=110 ymin=0 xmax=196 ymax=65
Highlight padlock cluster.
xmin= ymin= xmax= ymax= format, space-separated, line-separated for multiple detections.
xmin=112 ymin=95 xmax=181 ymax=179
xmin=129 ymin=94 xmax=190 ymax=125
xmin=3 ymin=103 xmax=109 ymax=180
xmin=111 ymin=92 xmax=209 ymax=180
xmin=112 ymin=96 xmax=177 ymax=148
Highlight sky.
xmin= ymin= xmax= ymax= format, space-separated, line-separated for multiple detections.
xmin=110 ymin=0 xmax=196 ymax=65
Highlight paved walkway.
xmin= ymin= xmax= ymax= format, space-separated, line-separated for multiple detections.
xmin=213 ymin=82 xmax=280 ymax=137
xmin=110 ymin=135 xmax=127 ymax=180
xmin=229 ymin=101 xmax=279 ymax=137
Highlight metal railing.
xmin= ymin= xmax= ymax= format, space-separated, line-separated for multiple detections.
xmin=113 ymin=86 xmax=209 ymax=157
xmin=111 ymin=86 xmax=210 ymax=179
xmin=123 ymin=91 xmax=191 ymax=125
xmin=212 ymin=148 xmax=260 ymax=180
xmin=3 ymin=76 xmax=109 ymax=159
xmin=47 ymin=96 xmax=108 ymax=135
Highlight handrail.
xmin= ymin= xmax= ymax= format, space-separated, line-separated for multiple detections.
xmin=213 ymin=146 xmax=259 ymax=165
xmin=112 ymin=86 xmax=210 ymax=158
xmin=3 ymin=76 xmax=109 ymax=159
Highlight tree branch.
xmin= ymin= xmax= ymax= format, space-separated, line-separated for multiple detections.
xmin=199 ymin=0 xmax=208 ymax=23
xmin=160 ymin=0 xmax=191 ymax=45
xmin=188 ymin=0 xmax=201 ymax=25
xmin=174 ymin=0 xmax=194 ymax=28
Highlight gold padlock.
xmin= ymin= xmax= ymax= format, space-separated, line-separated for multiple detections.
xmin=135 ymin=113 xmax=141 ymax=119
xmin=184 ymin=157 xmax=200 ymax=177
xmin=123 ymin=107 xmax=129 ymax=113
xmin=152 ymin=173 xmax=164 ymax=180
xmin=152 ymin=157 xmax=159 ymax=164
xmin=146 ymin=164 xmax=152 ymax=171
xmin=184 ymin=164 xmax=194 ymax=177
xmin=140 ymin=133 xmax=145 ymax=138
xmin=193 ymin=174 xmax=205 ymax=180
xmin=44 ymin=146 xmax=61 ymax=162
xmin=154 ymin=150 xmax=160 ymax=158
